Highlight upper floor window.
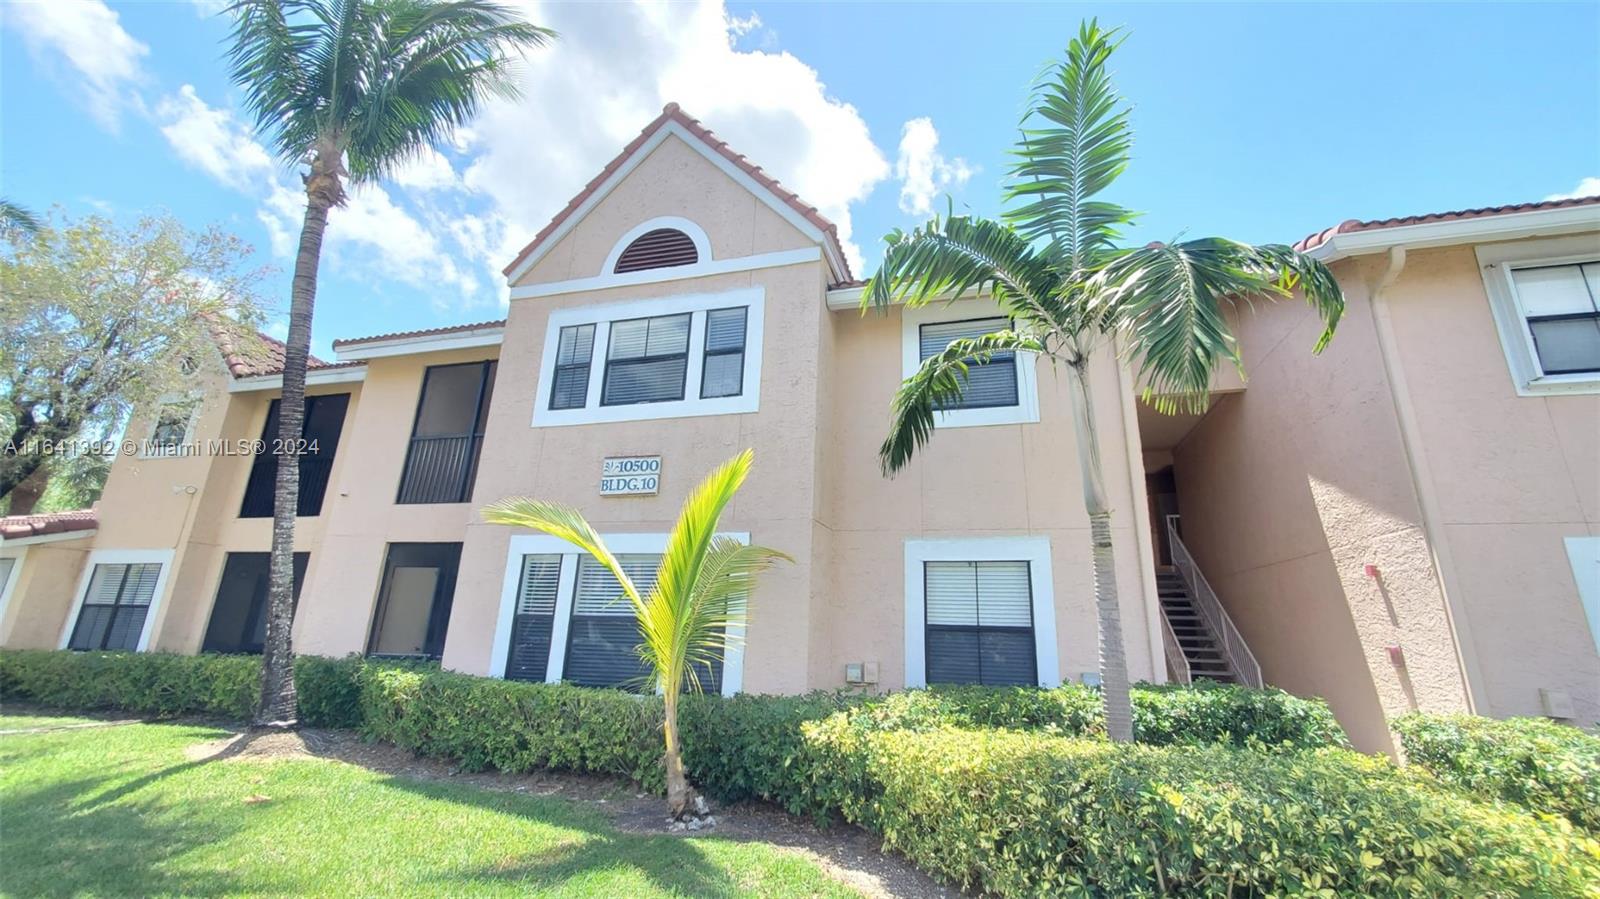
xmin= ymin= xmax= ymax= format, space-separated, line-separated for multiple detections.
xmin=614 ymin=228 xmax=699 ymax=273
xmin=397 ymin=361 xmax=496 ymax=504
xmin=901 ymin=300 xmax=1039 ymax=429
xmin=533 ymin=288 xmax=764 ymax=427
xmin=919 ymin=317 xmax=1019 ymax=410
xmin=1509 ymin=262 xmax=1600 ymax=376
xmin=145 ymin=398 xmax=199 ymax=456
xmin=1478 ymin=237 xmax=1600 ymax=396
xmin=240 ymin=393 xmax=350 ymax=518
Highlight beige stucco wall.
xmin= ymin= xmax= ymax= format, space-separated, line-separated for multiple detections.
xmin=1380 ymin=242 xmax=1600 ymax=724
xmin=0 ymin=541 xmax=93 ymax=648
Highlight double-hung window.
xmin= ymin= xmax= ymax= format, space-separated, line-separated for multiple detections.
xmin=145 ymin=399 xmax=199 ymax=456
xmin=1508 ymin=262 xmax=1600 ymax=376
xmin=919 ymin=317 xmax=1019 ymax=410
xmin=67 ymin=562 xmax=163 ymax=652
xmin=494 ymin=533 xmax=744 ymax=694
xmin=533 ymin=289 xmax=763 ymax=425
xmin=924 ymin=561 xmax=1037 ymax=686
xmin=602 ymin=314 xmax=691 ymax=406
xmin=1479 ymin=238 xmax=1600 ymax=395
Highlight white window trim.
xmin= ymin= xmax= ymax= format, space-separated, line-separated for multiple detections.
xmin=903 ymin=536 xmax=1059 ymax=689
xmin=1476 ymin=235 xmax=1600 ymax=396
xmin=0 ymin=546 xmax=27 ymax=637
xmin=601 ymin=216 xmax=714 ymax=274
xmin=900 ymin=298 xmax=1040 ymax=429
xmin=139 ymin=394 xmax=205 ymax=458
xmin=1565 ymin=536 xmax=1600 ymax=657
xmin=57 ymin=548 xmax=176 ymax=652
xmin=490 ymin=531 xmax=750 ymax=696
xmin=532 ymin=287 xmax=764 ymax=427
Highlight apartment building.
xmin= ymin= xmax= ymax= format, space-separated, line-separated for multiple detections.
xmin=3 ymin=105 xmax=1595 ymax=753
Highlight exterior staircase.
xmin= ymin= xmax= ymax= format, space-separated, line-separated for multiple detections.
xmin=1157 ymin=570 xmax=1237 ymax=684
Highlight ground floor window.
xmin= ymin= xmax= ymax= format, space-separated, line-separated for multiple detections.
xmin=904 ymin=537 xmax=1059 ymax=689
xmin=368 ymin=543 xmax=461 ymax=659
xmin=494 ymin=533 xmax=743 ymax=695
xmin=66 ymin=559 xmax=167 ymax=652
xmin=201 ymin=552 xmax=309 ymax=654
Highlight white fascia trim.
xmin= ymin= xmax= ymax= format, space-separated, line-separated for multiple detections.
xmin=510 ymin=247 xmax=819 ymax=300
xmin=0 ymin=528 xmax=97 ymax=548
xmin=228 ymin=366 xmax=367 ymax=393
xmin=1307 ymin=204 xmax=1600 ymax=263
xmin=503 ymin=120 xmax=842 ymax=285
xmin=901 ymin=298 xmax=1040 ymax=429
xmin=532 ymin=287 xmax=764 ymax=427
xmin=1475 ymin=235 xmax=1600 ymax=396
xmin=903 ymin=536 xmax=1060 ymax=689
xmin=334 ymin=328 xmax=504 ymax=362
xmin=490 ymin=531 xmax=751 ymax=696
xmin=1563 ymin=536 xmax=1600 ymax=657
xmin=602 ymin=216 xmax=714 ymax=273
xmin=826 ymin=284 xmax=986 ymax=311
xmin=58 ymin=548 xmax=177 ymax=652
xmin=0 ymin=545 xmax=27 ymax=638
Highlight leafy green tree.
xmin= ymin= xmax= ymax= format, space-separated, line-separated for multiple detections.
xmin=1 ymin=212 xmax=266 ymax=514
xmin=863 ymin=22 xmax=1345 ymax=742
xmin=224 ymin=0 xmax=553 ymax=726
xmin=484 ymin=450 xmax=789 ymax=818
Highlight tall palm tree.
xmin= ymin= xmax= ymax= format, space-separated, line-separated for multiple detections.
xmin=483 ymin=450 xmax=788 ymax=818
xmin=863 ymin=21 xmax=1345 ymax=742
xmin=225 ymin=0 xmax=552 ymax=726
xmin=0 ymin=199 xmax=42 ymax=242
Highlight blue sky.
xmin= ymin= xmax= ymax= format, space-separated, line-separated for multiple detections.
xmin=3 ymin=1 xmax=1595 ymax=358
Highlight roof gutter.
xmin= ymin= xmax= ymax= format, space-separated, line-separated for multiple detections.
xmin=1307 ymin=204 xmax=1600 ymax=263
xmin=333 ymin=324 xmax=505 ymax=361
xmin=228 ymin=365 xmax=368 ymax=393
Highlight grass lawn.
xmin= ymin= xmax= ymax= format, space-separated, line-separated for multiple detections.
xmin=0 ymin=714 xmax=862 ymax=897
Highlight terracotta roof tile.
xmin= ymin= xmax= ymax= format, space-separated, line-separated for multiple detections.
xmin=331 ymin=319 xmax=506 ymax=349
xmin=502 ymin=102 xmax=851 ymax=282
xmin=0 ymin=508 xmax=97 ymax=541
xmin=1292 ymin=194 xmax=1600 ymax=253
xmin=209 ymin=322 xmax=350 ymax=378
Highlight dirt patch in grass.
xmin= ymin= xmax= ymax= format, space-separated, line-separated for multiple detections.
xmin=183 ymin=725 xmax=954 ymax=898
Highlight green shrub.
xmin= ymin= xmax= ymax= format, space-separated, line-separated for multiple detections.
xmin=292 ymin=654 xmax=366 ymax=728
xmin=802 ymin=721 xmax=1600 ymax=897
xmin=679 ymin=691 xmax=863 ymax=814
xmin=1394 ymin=713 xmax=1600 ymax=832
xmin=0 ymin=649 xmax=259 ymax=718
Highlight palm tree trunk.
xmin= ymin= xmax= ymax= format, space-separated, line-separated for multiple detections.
xmin=255 ymin=150 xmax=339 ymax=728
xmin=1065 ymin=357 xmax=1135 ymax=743
xmin=663 ymin=690 xmax=692 ymax=818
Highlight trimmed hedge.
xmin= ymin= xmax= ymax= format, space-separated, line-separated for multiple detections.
xmin=1394 ymin=713 xmax=1600 ymax=832
xmin=802 ymin=722 xmax=1600 ymax=897
xmin=0 ymin=649 xmax=366 ymax=727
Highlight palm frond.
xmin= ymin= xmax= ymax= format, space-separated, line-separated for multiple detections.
xmin=479 ymin=497 xmax=642 ymax=612
xmin=0 ymin=199 xmax=42 ymax=242
xmin=647 ymin=537 xmax=789 ymax=694
xmin=1093 ymin=237 xmax=1345 ymax=414
xmin=861 ymin=212 xmax=1063 ymax=326
xmin=881 ymin=330 xmax=1045 ymax=474
xmin=1005 ymin=19 xmax=1136 ymax=270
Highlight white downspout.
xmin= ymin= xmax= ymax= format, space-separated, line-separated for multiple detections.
xmin=1366 ymin=246 xmax=1486 ymax=713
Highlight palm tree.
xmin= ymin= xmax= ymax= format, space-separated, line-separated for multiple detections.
xmin=863 ymin=21 xmax=1345 ymax=742
xmin=0 ymin=199 xmax=42 ymax=242
xmin=225 ymin=0 xmax=552 ymax=726
xmin=483 ymin=450 xmax=788 ymax=818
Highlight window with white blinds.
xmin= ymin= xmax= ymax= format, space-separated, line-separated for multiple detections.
xmin=924 ymin=560 xmax=1036 ymax=686
xmin=602 ymin=314 xmax=691 ymax=406
xmin=700 ymin=307 xmax=747 ymax=399
xmin=549 ymin=324 xmax=595 ymax=410
xmin=1510 ymin=262 xmax=1600 ymax=376
xmin=565 ymin=554 xmax=658 ymax=688
xmin=505 ymin=554 xmax=561 ymax=682
xmin=69 ymin=562 xmax=163 ymax=652
xmin=919 ymin=317 xmax=1019 ymax=409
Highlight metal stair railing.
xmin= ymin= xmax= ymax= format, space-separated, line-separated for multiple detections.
xmin=1164 ymin=515 xmax=1262 ymax=688
xmin=1160 ymin=610 xmax=1192 ymax=685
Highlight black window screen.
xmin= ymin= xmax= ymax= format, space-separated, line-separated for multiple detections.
xmin=924 ymin=560 xmax=1036 ymax=686
xmin=240 ymin=393 xmax=350 ymax=518
xmin=368 ymin=543 xmax=461 ymax=659
xmin=919 ymin=317 xmax=1019 ymax=410
xmin=68 ymin=563 xmax=163 ymax=652
xmin=505 ymin=554 xmax=561 ymax=682
xmin=201 ymin=552 xmax=309 ymax=654
xmin=550 ymin=324 xmax=595 ymax=410
xmin=396 ymin=361 xmax=496 ymax=504
xmin=561 ymin=554 xmax=724 ymax=693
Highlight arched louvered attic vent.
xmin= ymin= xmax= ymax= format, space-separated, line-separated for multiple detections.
xmin=613 ymin=228 xmax=699 ymax=273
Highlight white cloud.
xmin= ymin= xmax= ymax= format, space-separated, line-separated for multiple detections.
xmin=265 ymin=319 xmax=289 ymax=341
xmin=1546 ymin=177 xmax=1600 ymax=201
xmin=188 ymin=0 xmax=231 ymax=16
xmin=458 ymin=0 xmax=890 ymax=274
xmin=156 ymin=85 xmax=277 ymax=192
xmin=391 ymin=147 xmax=461 ymax=192
xmin=4 ymin=0 xmax=149 ymax=129
xmin=895 ymin=117 xmax=973 ymax=216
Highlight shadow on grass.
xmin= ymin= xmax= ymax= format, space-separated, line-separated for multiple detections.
xmin=379 ymin=776 xmax=751 ymax=897
xmin=2 ymin=774 xmax=252 ymax=898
